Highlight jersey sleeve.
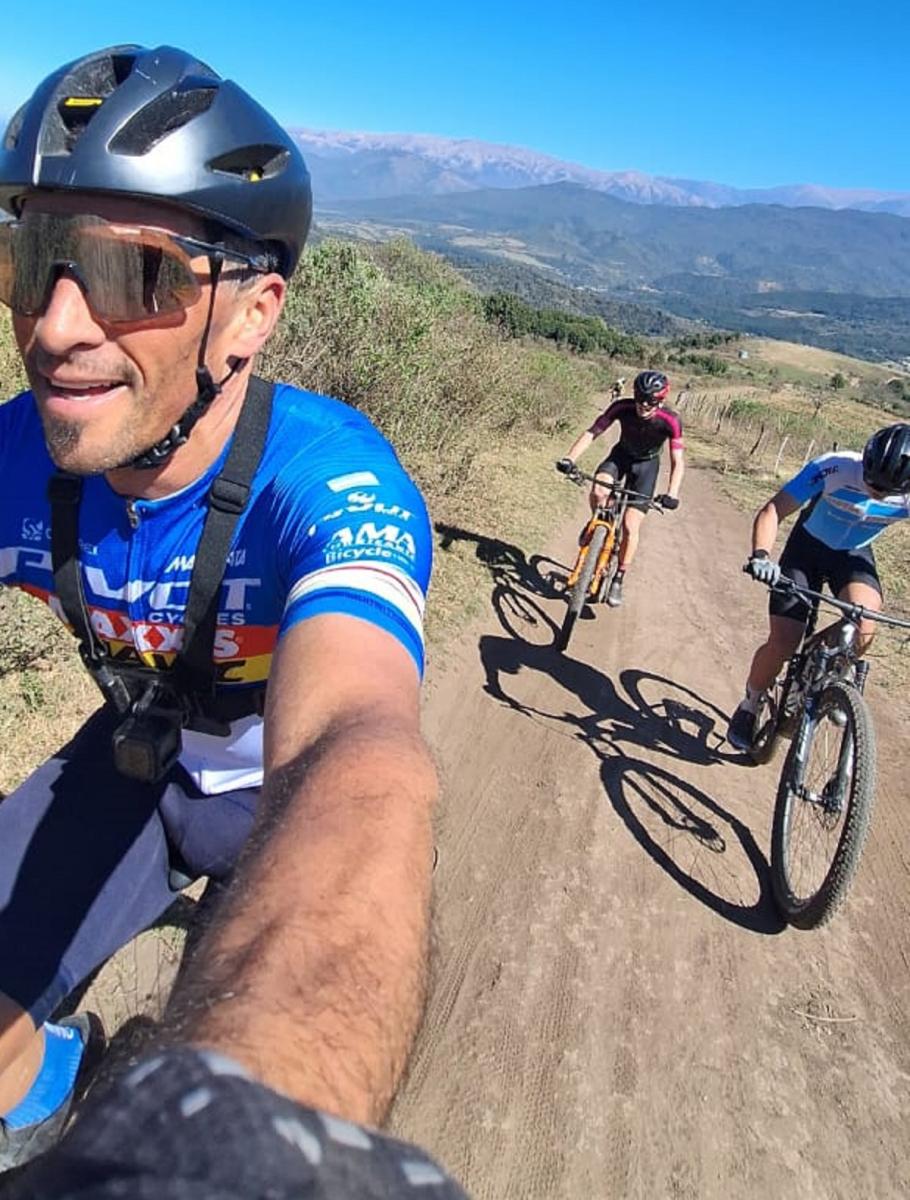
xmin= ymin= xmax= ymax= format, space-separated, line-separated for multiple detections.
xmin=782 ymin=452 xmax=844 ymax=506
xmin=663 ymin=409 xmax=684 ymax=450
xmin=590 ymin=401 xmax=622 ymax=437
xmin=274 ymin=442 xmax=433 ymax=675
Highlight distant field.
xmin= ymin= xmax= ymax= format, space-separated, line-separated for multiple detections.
xmin=746 ymin=337 xmax=909 ymax=383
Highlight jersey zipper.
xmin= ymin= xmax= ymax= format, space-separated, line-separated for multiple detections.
xmin=125 ymin=499 xmax=141 ymax=529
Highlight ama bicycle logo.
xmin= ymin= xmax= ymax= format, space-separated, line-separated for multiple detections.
xmin=323 ymin=521 xmax=417 ymax=567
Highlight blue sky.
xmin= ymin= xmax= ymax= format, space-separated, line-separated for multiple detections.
xmin=3 ymin=0 xmax=906 ymax=192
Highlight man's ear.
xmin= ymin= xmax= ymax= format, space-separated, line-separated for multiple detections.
xmin=226 ymin=273 xmax=287 ymax=358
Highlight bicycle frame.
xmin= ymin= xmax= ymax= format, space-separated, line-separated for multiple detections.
xmin=561 ymin=472 xmax=660 ymax=596
xmin=565 ymin=493 xmax=627 ymax=592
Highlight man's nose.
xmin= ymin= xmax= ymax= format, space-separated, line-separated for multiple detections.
xmin=32 ymin=272 xmax=106 ymax=355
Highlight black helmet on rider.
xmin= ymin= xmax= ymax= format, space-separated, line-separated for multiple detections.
xmin=0 ymin=45 xmax=313 ymax=467
xmin=633 ymin=370 xmax=670 ymax=406
xmin=0 ymin=44 xmax=312 ymax=275
xmin=862 ymin=423 xmax=910 ymax=495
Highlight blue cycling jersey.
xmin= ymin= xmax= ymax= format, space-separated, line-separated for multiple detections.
xmin=783 ymin=451 xmax=910 ymax=551
xmin=0 ymin=383 xmax=432 ymax=793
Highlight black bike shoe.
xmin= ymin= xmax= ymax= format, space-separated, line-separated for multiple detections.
xmin=726 ymin=703 xmax=757 ymax=751
xmin=606 ymin=575 xmax=624 ymax=607
xmin=0 ymin=1012 xmax=105 ymax=1174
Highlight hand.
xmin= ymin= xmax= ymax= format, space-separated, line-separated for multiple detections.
xmin=555 ymin=458 xmax=575 ymax=475
xmin=745 ymin=552 xmax=781 ymax=586
xmin=657 ymin=494 xmax=679 ymax=510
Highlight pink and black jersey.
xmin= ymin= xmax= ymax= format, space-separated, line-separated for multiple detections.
xmin=591 ymin=399 xmax=684 ymax=460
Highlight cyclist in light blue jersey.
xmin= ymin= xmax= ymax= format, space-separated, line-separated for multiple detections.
xmin=0 ymin=45 xmax=437 ymax=1173
xmin=727 ymin=424 xmax=910 ymax=750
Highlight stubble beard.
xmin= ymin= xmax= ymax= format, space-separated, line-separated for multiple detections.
xmin=40 ymin=394 xmax=153 ymax=475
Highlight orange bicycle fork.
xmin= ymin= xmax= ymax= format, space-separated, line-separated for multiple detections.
xmin=566 ymin=515 xmax=618 ymax=592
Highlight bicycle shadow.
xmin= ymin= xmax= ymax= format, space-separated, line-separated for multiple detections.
xmin=598 ymin=749 xmax=784 ymax=934
xmin=478 ymin=633 xmax=783 ymax=934
xmin=435 ymin=522 xmax=568 ymax=645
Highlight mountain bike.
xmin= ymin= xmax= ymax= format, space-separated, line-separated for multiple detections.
xmin=555 ymin=467 xmax=663 ymax=652
xmin=746 ymin=574 xmax=910 ymax=929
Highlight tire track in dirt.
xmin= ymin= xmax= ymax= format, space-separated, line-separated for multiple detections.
xmin=391 ymin=465 xmax=910 ymax=1199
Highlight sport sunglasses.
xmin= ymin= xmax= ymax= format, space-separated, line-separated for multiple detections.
xmin=0 ymin=211 xmax=272 ymax=325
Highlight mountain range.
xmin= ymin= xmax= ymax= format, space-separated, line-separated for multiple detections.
xmin=293 ymin=129 xmax=910 ymax=218
xmin=295 ymin=129 xmax=910 ymax=361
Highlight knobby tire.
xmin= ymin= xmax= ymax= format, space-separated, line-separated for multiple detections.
xmin=556 ymin=525 xmax=606 ymax=652
xmin=770 ymin=680 xmax=876 ymax=929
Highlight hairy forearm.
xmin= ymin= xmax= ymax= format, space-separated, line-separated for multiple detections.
xmin=165 ymin=715 xmax=437 ymax=1124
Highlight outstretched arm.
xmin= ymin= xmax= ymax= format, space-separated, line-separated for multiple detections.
xmin=563 ymin=407 xmax=615 ymax=462
xmin=665 ymin=446 xmax=685 ymax=500
xmin=166 ymin=613 xmax=437 ymax=1125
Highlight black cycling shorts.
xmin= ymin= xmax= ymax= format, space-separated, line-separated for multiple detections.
xmin=595 ymin=444 xmax=660 ymax=512
xmin=771 ymin=521 xmax=882 ymax=624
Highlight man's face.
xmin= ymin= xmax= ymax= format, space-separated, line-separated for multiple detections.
xmin=12 ymin=191 xmax=242 ymax=474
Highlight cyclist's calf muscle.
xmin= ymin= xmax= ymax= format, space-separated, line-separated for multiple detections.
xmin=748 ymin=615 xmax=804 ymax=693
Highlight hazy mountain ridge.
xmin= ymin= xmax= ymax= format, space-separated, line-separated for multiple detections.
xmin=324 ymin=182 xmax=910 ymax=297
xmin=316 ymin=181 xmax=910 ymax=360
xmin=294 ymin=128 xmax=910 ymax=216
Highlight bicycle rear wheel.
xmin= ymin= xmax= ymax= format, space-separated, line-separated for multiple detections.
xmin=556 ymin=525 xmax=606 ymax=652
xmin=770 ymin=681 xmax=876 ymax=929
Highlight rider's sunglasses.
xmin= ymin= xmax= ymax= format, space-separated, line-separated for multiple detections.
xmin=635 ymin=396 xmax=660 ymax=410
xmin=0 ymin=211 xmax=271 ymax=325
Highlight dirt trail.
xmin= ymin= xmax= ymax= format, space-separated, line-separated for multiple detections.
xmin=390 ymin=466 xmax=910 ymax=1199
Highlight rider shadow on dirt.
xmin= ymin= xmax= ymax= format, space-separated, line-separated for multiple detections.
xmin=435 ymin=522 xmax=567 ymax=645
xmin=478 ymin=634 xmax=784 ymax=935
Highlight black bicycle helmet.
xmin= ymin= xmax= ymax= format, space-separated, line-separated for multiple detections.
xmin=0 ymin=44 xmax=311 ymax=276
xmin=633 ymin=370 xmax=670 ymax=403
xmin=862 ymin=423 xmax=910 ymax=494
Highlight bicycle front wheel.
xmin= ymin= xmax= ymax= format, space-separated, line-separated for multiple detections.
xmin=556 ymin=525 xmax=606 ymax=652
xmin=770 ymin=681 xmax=876 ymax=929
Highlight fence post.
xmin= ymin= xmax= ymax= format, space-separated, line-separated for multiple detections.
xmin=774 ymin=435 xmax=790 ymax=474
xmin=802 ymin=438 xmax=815 ymax=465
xmin=749 ymin=423 xmax=767 ymax=457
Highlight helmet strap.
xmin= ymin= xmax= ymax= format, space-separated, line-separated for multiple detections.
xmin=129 ymin=254 xmax=246 ymax=470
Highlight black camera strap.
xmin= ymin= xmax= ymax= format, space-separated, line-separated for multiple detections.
xmin=49 ymin=374 xmax=275 ymax=717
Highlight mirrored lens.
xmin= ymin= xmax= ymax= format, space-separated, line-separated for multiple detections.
xmin=0 ymin=213 xmax=202 ymax=322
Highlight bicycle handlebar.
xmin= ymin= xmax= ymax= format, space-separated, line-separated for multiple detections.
xmin=559 ymin=467 xmax=665 ymax=511
xmin=746 ymin=569 xmax=910 ymax=630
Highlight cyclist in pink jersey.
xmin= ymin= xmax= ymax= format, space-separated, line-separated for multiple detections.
xmin=556 ymin=371 xmax=685 ymax=607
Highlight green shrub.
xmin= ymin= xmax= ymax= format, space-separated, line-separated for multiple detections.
xmin=260 ymin=240 xmax=595 ymax=508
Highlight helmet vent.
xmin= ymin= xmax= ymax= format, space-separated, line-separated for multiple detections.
xmin=109 ymin=86 xmax=217 ymax=156
xmin=208 ymin=145 xmax=290 ymax=182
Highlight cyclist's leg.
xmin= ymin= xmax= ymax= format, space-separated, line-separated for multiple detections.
xmin=728 ymin=528 xmax=818 ymax=748
xmin=590 ymin=447 xmax=622 ymax=513
xmin=0 ymin=708 xmax=257 ymax=1124
xmin=829 ymin=544 xmax=882 ymax=656
xmin=617 ymin=456 xmax=659 ymax=571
